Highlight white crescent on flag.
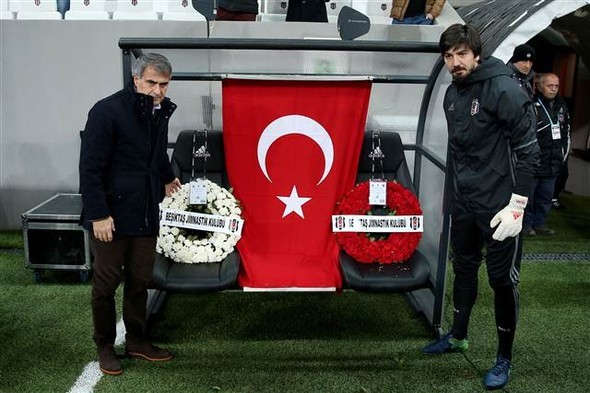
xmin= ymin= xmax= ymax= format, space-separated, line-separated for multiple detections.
xmin=257 ymin=114 xmax=334 ymax=186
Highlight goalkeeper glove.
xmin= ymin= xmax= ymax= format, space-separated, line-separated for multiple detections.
xmin=490 ymin=193 xmax=528 ymax=241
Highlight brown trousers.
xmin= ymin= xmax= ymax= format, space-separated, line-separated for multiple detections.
xmin=90 ymin=235 xmax=156 ymax=349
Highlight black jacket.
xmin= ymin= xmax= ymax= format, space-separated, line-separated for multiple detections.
xmin=217 ymin=0 xmax=259 ymax=14
xmin=507 ymin=62 xmax=535 ymax=101
xmin=79 ymin=82 xmax=177 ymax=236
xmin=444 ymin=57 xmax=540 ymax=212
xmin=533 ymin=94 xmax=570 ymax=178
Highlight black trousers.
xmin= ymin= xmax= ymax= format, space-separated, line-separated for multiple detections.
xmin=90 ymin=235 xmax=156 ymax=349
xmin=450 ymin=206 xmax=522 ymax=359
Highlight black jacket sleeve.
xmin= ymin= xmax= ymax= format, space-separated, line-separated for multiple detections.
xmin=496 ymin=83 xmax=540 ymax=197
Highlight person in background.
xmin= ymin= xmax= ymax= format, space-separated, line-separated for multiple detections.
xmin=390 ymin=0 xmax=446 ymax=25
xmin=523 ymin=73 xmax=571 ymax=235
xmin=507 ymin=44 xmax=536 ymax=100
xmin=216 ymin=0 xmax=259 ymax=21
xmin=286 ymin=0 xmax=328 ymax=22
xmin=79 ymin=53 xmax=182 ymax=376
xmin=423 ymin=24 xmax=539 ymax=391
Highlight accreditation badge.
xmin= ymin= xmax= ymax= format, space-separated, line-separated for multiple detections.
xmin=369 ymin=179 xmax=387 ymax=206
xmin=189 ymin=179 xmax=207 ymax=205
xmin=551 ymin=124 xmax=561 ymax=140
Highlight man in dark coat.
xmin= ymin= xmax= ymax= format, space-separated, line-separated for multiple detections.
xmin=79 ymin=53 xmax=181 ymax=376
xmin=507 ymin=43 xmax=536 ymax=100
xmin=422 ymin=24 xmax=539 ymax=391
xmin=523 ymin=73 xmax=571 ymax=235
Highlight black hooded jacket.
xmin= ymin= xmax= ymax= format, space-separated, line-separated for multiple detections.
xmin=444 ymin=57 xmax=540 ymax=213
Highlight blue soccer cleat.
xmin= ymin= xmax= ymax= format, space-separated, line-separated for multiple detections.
xmin=483 ymin=356 xmax=511 ymax=390
xmin=422 ymin=332 xmax=468 ymax=354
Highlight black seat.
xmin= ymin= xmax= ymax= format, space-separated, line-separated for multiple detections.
xmin=339 ymin=132 xmax=432 ymax=293
xmin=151 ymin=130 xmax=240 ymax=293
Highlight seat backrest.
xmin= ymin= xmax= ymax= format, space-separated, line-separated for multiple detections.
xmin=113 ymin=0 xmax=152 ymax=11
xmin=351 ymin=0 xmax=390 ymax=16
xmin=356 ymin=131 xmax=415 ymax=193
xmin=165 ymin=0 xmax=195 ymax=12
xmin=112 ymin=0 xmax=158 ymax=19
xmin=1 ymin=0 xmax=14 ymax=19
xmin=10 ymin=0 xmax=57 ymax=12
xmin=68 ymin=0 xmax=107 ymax=11
xmin=171 ymin=130 xmax=228 ymax=188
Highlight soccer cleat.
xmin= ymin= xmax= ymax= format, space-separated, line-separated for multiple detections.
xmin=422 ymin=332 xmax=468 ymax=354
xmin=483 ymin=356 xmax=511 ymax=390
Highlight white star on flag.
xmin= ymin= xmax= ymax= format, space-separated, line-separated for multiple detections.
xmin=277 ymin=186 xmax=311 ymax=218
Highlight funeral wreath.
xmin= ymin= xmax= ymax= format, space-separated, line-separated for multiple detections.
xmin=156 ymin=180 xmax=242 ymax=263
xmin=334 ymin=180 xmax=422 ymax=264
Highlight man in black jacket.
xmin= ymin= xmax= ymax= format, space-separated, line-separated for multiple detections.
xmin=506 ymin=44 xmax=536 ymax=100
xmin=423 ymin=24 xmax=539 ymax=391
xmin=523 ymin=73 xmax=571 ymax=235
xmin=79 ymin=53 xmax=181 ymax=375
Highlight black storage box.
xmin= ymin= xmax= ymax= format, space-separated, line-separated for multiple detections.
xmin=21 ymin=193 xmax=92 ymax=282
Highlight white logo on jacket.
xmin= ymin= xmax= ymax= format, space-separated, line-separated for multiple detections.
xmin=471 ymin=99 xmax=480 ymax=116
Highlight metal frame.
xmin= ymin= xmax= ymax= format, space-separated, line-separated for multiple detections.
xmin=119 ymin=37 xmax=451 ymax=334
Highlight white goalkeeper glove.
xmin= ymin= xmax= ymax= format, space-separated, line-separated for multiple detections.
xmin=490 ymin=193 xmax=528 ymax=241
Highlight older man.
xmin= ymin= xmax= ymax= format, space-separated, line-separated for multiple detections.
xmin=523 ymin=73 xmax=571 ymax=236
xmin=80 ymin=53 xmax=181 ymax=375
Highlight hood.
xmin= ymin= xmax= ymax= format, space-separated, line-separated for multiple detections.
xmin=459 ymin=56 xmax=512 ymax=85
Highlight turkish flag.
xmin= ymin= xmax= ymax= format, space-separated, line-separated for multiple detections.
xmin=223 ymin=79 xmax=372 ymax=289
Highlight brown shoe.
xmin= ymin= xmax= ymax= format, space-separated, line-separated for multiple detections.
xmin=98 ymin=345 xmax=123 ymax=376
xmin=126 ymin=341 xmax=174 ymax=362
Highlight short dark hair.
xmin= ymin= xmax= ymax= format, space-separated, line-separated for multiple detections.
xmin=439 ymin=24 xmax=482 ymax=58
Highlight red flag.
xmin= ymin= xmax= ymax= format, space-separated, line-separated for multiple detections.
xmin=223 ymin=79 xmax=372 ymax=289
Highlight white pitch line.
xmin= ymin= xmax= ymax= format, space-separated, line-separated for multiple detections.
xmin=68 ymin=319 xmax=126 ymax=393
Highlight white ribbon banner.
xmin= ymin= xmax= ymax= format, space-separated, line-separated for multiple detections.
xmin=332 ymin=215 xmax=423 ymax=233
xmin=160 ymin=208 xmax=244 ymax=236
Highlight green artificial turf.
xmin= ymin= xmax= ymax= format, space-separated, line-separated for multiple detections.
xmin=0 ymin=193 xmax=588 ymax=392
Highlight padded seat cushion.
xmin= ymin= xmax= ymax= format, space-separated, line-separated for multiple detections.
xmin=152 ymin=252 xmax=240 ymax=293
xmin=340 ymin=250 xmax=431 ymax=292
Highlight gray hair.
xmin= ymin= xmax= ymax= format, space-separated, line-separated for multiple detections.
xmin=131 ymin=53 xmax=172 ymax=78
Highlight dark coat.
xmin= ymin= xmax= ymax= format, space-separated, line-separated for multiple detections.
xmin=286 ymin=0 xmax=327 ymax=22
xmin=217 ymin=0 xmax=259 ymax=14
xmin=79 ymin=82 xmax=176 ymax=236
xmin=533 ymin=94 xmax=571 ymax=178
xmin=444 ymin=57 xmax=540 ymax=212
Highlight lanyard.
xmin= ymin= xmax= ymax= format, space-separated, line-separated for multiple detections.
xmin=537 ymin=98 xmax=559 ymax=128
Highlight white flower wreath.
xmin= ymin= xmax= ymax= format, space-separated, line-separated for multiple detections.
xmin=156 ymin=180 xmax=242 ymax=263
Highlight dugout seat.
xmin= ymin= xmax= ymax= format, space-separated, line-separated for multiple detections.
xmin=161 ymin=0 xmax=206 ymax=20
xmin=112 ymin=0 xmax=158 ymax=20
xmin=64 ymin=0 xmax=109 ymax=19
xmin=12 ymin=0 xmax=62 ymax=19
xmin=151 ymin=130 xmax=240 ymax=294
xmin=339 ymin=131 xmax=432 ymax=292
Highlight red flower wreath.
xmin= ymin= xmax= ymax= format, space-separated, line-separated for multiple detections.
xmin=334 ymin=181 xmax=422 ymax=264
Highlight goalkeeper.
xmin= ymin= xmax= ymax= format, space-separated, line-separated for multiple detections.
xmin=423 ymin=24 xmax=540 ymax=391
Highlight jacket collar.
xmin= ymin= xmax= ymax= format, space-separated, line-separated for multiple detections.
xmin=126 ymin=80 xmax=177 ymax=119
